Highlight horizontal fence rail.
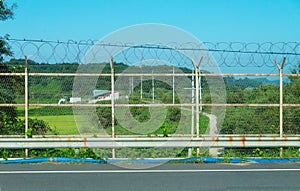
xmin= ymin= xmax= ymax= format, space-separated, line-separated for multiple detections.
xmin=2 ymin=103 xmax=300 ymax=107
xmin=1 ymin=72 xmax=300 ymax=77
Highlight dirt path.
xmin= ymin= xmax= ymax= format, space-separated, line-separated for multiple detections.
xmin=203 ymin=112 xmax=220 ymax=157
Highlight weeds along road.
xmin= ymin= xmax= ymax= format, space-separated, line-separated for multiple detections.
xmin=0 ymin=163 xmax=299 ymax=191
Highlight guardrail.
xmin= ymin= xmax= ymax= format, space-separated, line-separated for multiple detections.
xmin=0 ymin=136 xmax=299 ymax=149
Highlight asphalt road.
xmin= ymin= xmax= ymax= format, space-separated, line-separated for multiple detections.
xmin=0 ymin=163 xmax=300 ymax=191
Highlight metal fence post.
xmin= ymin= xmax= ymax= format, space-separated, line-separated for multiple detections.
xmin=172 ymin=66 xmax=175 ymax=104
xmin=110 ymin=57 xmax=116 ymax=158
xmin=152 ymin=70 xmax=155 ymax=103
xmin=192 ymin=57 xmax=203 ymax=156
xmin=140 ymin=76 xmax=143 ymax=99
xmin=199 ymin=71 xmax=203 ymax=111
xmin=188 ymin=70 xmax=195 ymax=157
xmin=274 ymin=57 xmax=286 ymax=158
xmin=24 ymin=56 xmax=29 ymax=157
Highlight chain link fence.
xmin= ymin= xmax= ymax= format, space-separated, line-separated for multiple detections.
xmin=1 ymin=38 xmax=300 ymax=158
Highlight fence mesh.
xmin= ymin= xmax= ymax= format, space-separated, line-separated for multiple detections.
xmin=1 ymin=38 xmax=300 ymax=158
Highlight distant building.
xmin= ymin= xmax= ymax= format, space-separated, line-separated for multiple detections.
xmin=69 ymin=97 xmax=81 ymax=103
xmin=89 ymin=90 xmax=119 ymax=103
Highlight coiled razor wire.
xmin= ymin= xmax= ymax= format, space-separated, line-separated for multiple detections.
xmin=3 ymin=38 xmax=300 ymax=71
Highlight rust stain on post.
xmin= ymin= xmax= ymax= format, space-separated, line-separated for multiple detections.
xmin=241 ymin=137 xmax=246 ymax=147
xmin=83 ymin=137 xmax=87 ymax=147
xmin=215 ymin=137 xmax=219 ymax=143
xmin=229 ymin=136 xmax=233 ymax=142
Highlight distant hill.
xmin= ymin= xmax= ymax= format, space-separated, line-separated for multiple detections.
xmin=255 ymin=78 xmax=280 ymax=85
xmin=224 ymin=77 xmax=280 ymax=88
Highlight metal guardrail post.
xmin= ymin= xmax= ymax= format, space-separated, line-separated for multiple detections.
xmin=24 ymin=56 xmax=29 ymax=157
xmin=274 ymin=57 xmax=286 ymax=158
xmin=110 ymin=57 xmax=116 ymax=158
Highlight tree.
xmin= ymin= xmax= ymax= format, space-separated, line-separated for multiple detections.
xmin=0 ymin=0 xmax=20 ymax=134
xmin=0 ymin=0 xmax=16 ymax=61
xmin=0 ymin=0 xmax=16 ymax=20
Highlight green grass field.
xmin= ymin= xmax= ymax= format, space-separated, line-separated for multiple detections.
xmin=17 ymin=107 xmax=209 ymax=136
xmin=37 ymin=115 xmax=79 ymax=135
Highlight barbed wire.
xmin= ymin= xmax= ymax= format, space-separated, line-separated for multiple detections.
xmin=5 ymin=38 xmax=300 ymax=55
xmin=3 ymin=38 xmax=300 ymax=71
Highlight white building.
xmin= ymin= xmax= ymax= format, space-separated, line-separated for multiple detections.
xmin=69 ymin=97 xmax=81 ymax=103
xmin=89 ymin=90 xmax=119 ymax=103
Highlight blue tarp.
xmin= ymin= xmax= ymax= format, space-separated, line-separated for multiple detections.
xmin=0 ymin=157 xmax=106 ymax=164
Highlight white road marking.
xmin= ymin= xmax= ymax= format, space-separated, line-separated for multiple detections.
xmin=0 ymin=169 xmax=299 ymax=174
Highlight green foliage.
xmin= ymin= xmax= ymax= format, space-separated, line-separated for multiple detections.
xmin=28 ymin=118 xmax=52 ymax=136
xmin=128 ymin=92 xmax=151 ymax=123
xmin=221 ymin=82 xmax=281 ymax=134
xmin=0 ymin=35 xmax=12 ymax=62
xmin=223 ymin=147 xmax=299 ymax=158
xmin=61 ymin=77 xmax=74 ymax=93
xmin=27 ymin=106 xmax=73 ymax=116
xmin=0 ymin=149 xmax=24 ymax=159
xmin=95 ymin=86 xmax=185 ymax=135
xmin=0 ymin=0 xmax=16 ymax=21
xmin=0 ymin=65 xmax=24 ymax=133
xmin=0 ymin=117 xmax=52 ymax=135
xmin=1 ymin=0 xmax=16 ymax=60
xmin=28 ymin=148 xmax=102 ymax=159
xmin=115 ymin=148 xmax=189 ymax=159
xmin=0 ymin=148 xmax=105 ymax=160
xmin=26 ymin=127 xmax=32 ymax=138
xmin=289 ymin=63 xmax=300 ymax=83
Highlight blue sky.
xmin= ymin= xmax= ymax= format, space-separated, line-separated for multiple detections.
xmin=1 ymin=0 xmax=300 ymax=42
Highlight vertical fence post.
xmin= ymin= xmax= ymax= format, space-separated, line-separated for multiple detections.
xmin=140 ymin=76 xmax=143 ymax=99
xmin=192 ymin=57 xmax=203 ymax=156
xmin=24 ymin=56 xmax=29 ymax=157
xmin=131 ymin=77 xmax=134 ymax=93
xmin=188 ymin=70 xmax=195 ymax=157
xmin=172 ymin=66 xmax=175 ymax=104
xmin=110 ymin=57 xmax=115 ymax=158
xmin=199 ymin=71 xmax=203 ymax=111
xmin=152 ymin=70 xmax=155 ymax=103
xmin=274 ymin=57 xmax=286 ymax=158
